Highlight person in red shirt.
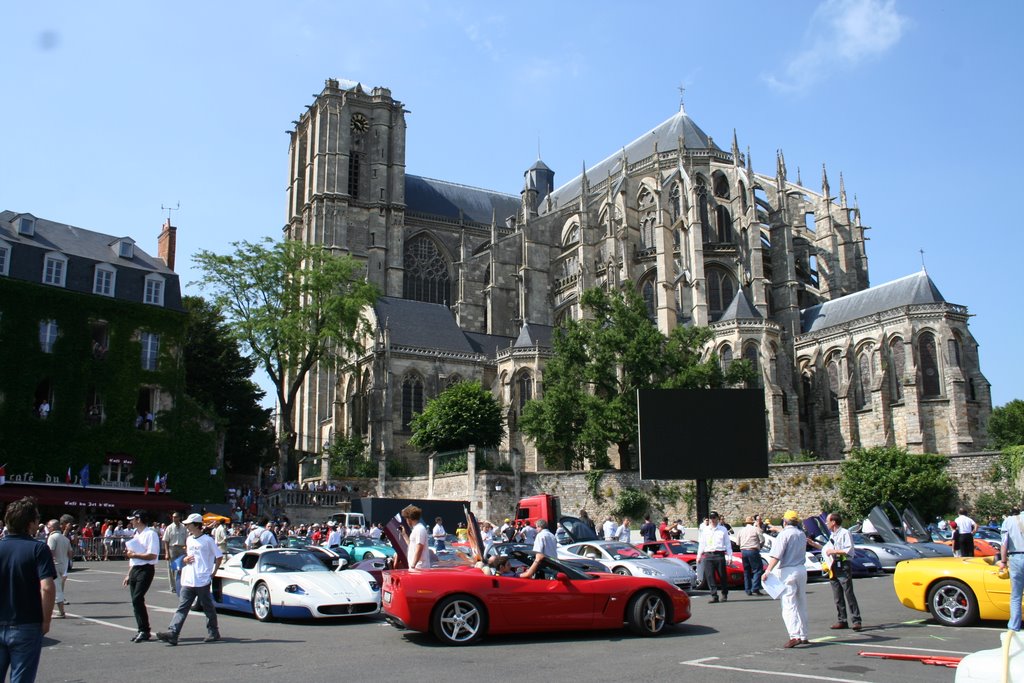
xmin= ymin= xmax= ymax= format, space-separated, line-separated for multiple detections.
xmin=82 ymin=522 xmax=95 ymax=560
xmin=659 ymin=517 xmax=670 ymax=541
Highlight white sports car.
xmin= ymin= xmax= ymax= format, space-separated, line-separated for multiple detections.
xmin=212 ymin=547 xmax=380 ymax=621
xmin=558 ymin=541 xmax=696 ymax=589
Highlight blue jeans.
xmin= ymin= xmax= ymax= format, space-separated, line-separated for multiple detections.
xmin=0 ymin=623 xmax=44 ymax=683
xmin=1009 ymin=554 xmax=1024 ymax=631
xmin=742 ymin=549 xmax=763 ymax=593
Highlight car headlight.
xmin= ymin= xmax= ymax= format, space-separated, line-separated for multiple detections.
xmin=640 ymin=566 xmax=663 ymax=577
xmin=368 ymin=580 xmax=380 ymax=591
xmin=284 ymin=584 xmax=307 ymax=595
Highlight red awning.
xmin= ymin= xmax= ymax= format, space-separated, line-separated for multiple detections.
xmin=0 ymin=483 xmax=188 ymax=513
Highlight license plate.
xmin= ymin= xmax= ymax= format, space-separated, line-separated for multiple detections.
xmin=383 ymin=590 xmax=392 ymax=605
xmin=862 ymin=563 xmax=876 ymax=568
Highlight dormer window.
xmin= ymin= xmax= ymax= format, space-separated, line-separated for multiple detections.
xmin=17 ymin=215 xmax=36 ymax=237
xmin=94 ymin=264 xmax=116 ymax=297
xmin=0 ymin=238 xmax=10 ymax=276
xmin=143 ymin=273 xmax=164 ymax=306
xmin=112 ymin=238 xmax=135 ymax=259
xmin=42 ymin=252 xmax=68 ymax=287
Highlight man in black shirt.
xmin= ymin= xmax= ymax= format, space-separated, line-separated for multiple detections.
xmin=0 ymin=496 xmax=57 ymax=682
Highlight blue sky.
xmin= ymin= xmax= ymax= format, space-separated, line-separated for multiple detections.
xmin=3 ymin=1 xmax=1021 ymax=409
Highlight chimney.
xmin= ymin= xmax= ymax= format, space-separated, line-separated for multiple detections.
xmin=157 ymin=218 xmax=177 ymax=271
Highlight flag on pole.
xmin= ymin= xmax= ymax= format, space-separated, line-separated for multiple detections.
xmin=79 ymin=464 xmax=90 ymax=488
xmin=66 ymin=467 xmax=71 ymax=484
xmin=161 ymin=472 xmax=168 ymax=492
xmin=154 ymin=472 xmax=161 ymax=494
xmin=144 ymin=477 xmax=149 ymax=495
xmin=0 ymin=464 xmax=6 ymax=486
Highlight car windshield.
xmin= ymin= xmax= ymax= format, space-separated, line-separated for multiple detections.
xmin=258 ymin=550 xmax=331 ymax=573
xmin=345 ymin=537 xmax=374 ymax=547
xmin=508 ymin=550 xmax=593 ymax=581
xmin=600 ymin=543 xmax=648 ymax=560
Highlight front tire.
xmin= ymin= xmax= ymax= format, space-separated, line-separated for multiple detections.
xmin=252 ymin=582 xmax=274 ymax=622
xmin=432 ymin=595 xmax=486 ymax=645
xmin=613 ymin=566 xmax=631 ymax=576
xmin=688 ymin=562 xmax=707 ymax=590
xmin=626 ymin=590 xmax=669 ymax=636
xmin=362 ymin=551 xmax=374 ymax=561
xmin=927 ymin=579 xmax=979 ymax=626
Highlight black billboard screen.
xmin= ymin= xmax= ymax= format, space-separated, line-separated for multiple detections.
xmin=637 ymin=388 xmax=769 ymax=480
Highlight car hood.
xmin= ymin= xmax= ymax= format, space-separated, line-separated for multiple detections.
xmin=632 ymin=558 xmax=695 ymax=578
xmin=860 ymin=542 xmax=920 ymax=558
xmin=269 ymin=570 xmax=376 ymax=599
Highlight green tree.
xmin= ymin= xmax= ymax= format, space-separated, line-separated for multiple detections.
xmin=409 ymin=381 xmax=504 ymax=452
xmin=193 ymin=238 xmax=378 ymax=478
xmin=520 ymin=286 xmax=754 ymax=470
xmin=182 ymin=296 xmax=276 ymax=475
xmin=838 ymin=446 xmax=956 ymax=520
xmin=989 ymin=400 xmax=1024 ymax=449
xmin=327 ymin=434 xmax=377 ymax=478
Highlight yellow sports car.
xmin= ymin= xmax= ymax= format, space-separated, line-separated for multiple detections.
xmin=893 ymin=556 xmax=1010 ymax=626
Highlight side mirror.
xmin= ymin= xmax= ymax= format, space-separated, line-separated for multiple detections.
xmin=337 ymin=558 xmax=349 ymax=569
xmin=556 ymin=572 xmax=569 ymax=581
xmin=654 ymin=551 xmax=666 ymax=558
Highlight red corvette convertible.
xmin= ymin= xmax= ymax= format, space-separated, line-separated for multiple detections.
xmin=382 ymin=548 xmax=691 ymax=645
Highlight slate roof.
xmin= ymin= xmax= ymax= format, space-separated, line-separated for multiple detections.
xmin=372 ymin=297 xmax=475 ymax=352
xmin=464 ymin=331 xmax=515 ymax=357
xmin=405 ymin=175 xmax=520 ymax=225
xmin=0 ymin=210 xmax=174 ymax=275
xmin=800 ymin=271 xmax=947 ymax=334
xmin=513 ymin=322 xmax=554 ymax=349
xmin=545 ymin=108 xmax=721 ymax=212
xmin=718 ymin=289 xmax=763 ymax=322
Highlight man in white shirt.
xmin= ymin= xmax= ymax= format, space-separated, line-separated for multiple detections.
xmin=325 ymin=521 xmax=343 ymax=547
xmin=521 ymin=519 xmax=557 ymax=579
xmin=403 ymin=505 xmax=432 ymax=569
xmin=765 ymin=510 xmax=810 ymax=648
xmin=212 ymin=518 xmax=228 ymax=555
xmin=696 ymin=511 xmax=733 ymax=603
xmin=998 ymin=505 xmax=1024 ymax=631
xmin=123 ymin=509 xmax=161 ymax=643
xmin=954 ymin=508 xmax=977 ymax=557
xmin=157 ymin=513 xmax=224 ymax=645
xmin=432 ymin=517 xmax=447 ymax=551
xmin=602 ymin=516 xmax=618 ymax=541
xmin=822 ymin=513 xmax=861 ymax=630
xmin=617 ymin=518 xmax=632 ymax=544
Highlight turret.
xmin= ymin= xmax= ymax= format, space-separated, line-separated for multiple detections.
xmin=521 ymin=158 xmax=555 ymax=217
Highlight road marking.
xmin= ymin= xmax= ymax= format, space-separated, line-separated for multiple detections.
xmin=65 ymin=613 xmax=136 ymax=632
xmin=680 ymin=657 xmax=879 ymax=682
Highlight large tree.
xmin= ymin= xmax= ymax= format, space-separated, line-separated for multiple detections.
xmin=193 ymin=238 xmax=378 ymax=479
xmin=838 ymin=446 xmax=956 ymax=520
xmin=520 ymin=286 xmax=754 ymax=470
xmin=409 ymin=380 xmax=504 ymax=453
xmin=181 ymin=295 xmax=276 ymax=475
xmin=989 ymin=399 xmax=1024 ymax=450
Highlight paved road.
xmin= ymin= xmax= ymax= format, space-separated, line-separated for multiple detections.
xmin=38 ymin=562 xmax=1004 ymax=682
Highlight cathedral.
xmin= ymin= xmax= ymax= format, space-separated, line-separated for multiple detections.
xmin=283 ymin=78 xmax=991 ymax=474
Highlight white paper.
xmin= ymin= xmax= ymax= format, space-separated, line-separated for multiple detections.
xmin=125 ymin=536 xmax=145 ymax=554
xmin=762 ymin=571 xmax=784 ymax=599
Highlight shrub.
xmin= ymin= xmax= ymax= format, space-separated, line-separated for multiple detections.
xmin=838 ymin=446 xmax=955 ymax=520
xmin=612 ymin=487 xmax=650 ymax=519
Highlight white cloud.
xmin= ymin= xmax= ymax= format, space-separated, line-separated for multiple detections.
xmin=764 ymin=0 xmax=908 ymax=93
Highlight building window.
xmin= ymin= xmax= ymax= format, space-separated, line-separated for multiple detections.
xmin=719 ymin=344 xmax=732 ymax=373
xmin=94 ymin=265 xmax=116 ymax=296
xmin=516 ymin=372 xmax=533 ymax=411
xmin=140 ymin=332 xmax=160 ymax=371
xmin=401 ymin=373 xmax=424 ymax=430
xmin=403 ymin=235 xmax=451 ymax=305
xmin=889 ymin=339 xmax=905 ymax=402
xmin=18 ymin=216 xmax=35 ymax=236
xmin=114 ymin=239 xmax=135 ymax=259
xmin=706 ymin=268 xmax=735 ymax=320
xmin=696 ymin=177 xmax=711 ymax=244
xmin=856 ymin=352 xmax=871 ymax=409
xmin=640 ymin=275 xmax=656 ymax=323
xmin=918 ymin=331 xmax=941 ymax=397
xmin=0 ymin=240 xmax=10 ymax=276
xmin=715 ymin=206 xmax=733 ymax=243
xmin=348 ymin=151 xmax=362 ymax=197
xmin=39 ymin=320 xmax=59 ymax=353
xmin=949 ymin=333 xmax=963 ymax=368
xmin=144 ymin=274 xmax=165 ymax=306
xmin=43 ymin=252 xmax=67 ymax=287
xmin=826 ymin=358 xmax=840 ymax=413
xmin=743 ymin=344 xmax=759 ymax=387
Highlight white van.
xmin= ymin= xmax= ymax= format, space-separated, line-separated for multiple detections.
xmin=327 ymin=512 xmax=366 ymax=529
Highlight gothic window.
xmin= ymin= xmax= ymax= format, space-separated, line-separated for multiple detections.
xmin=445 ymin=374 xmax=462 ymax=389
xmin=563 ymin=223 xmax=580 ymax=247
xmin=856 ymin=351 xmax=871 ymax=409
xmin=713 ymin=172 xmax=730 ymax=199
xmin=739 ymin=181 xmax=748 ymax=213
xmin=516 ymin=371 xmax=533 ymax=411
xmin=715 ymin=206 xmax=733 ymax=243
xmin=743 ymin=343 xmax=759 ymax=387
xmin=639 ymin=274 xmax=656 ymax=322
xmin=696 ymin=177 xmax=711 ymax=244
xmin=348 ymin=150 xmax=362 ymax=197
xmin=949 ymin=333 xmax=963 ymax=368
xmin=637 ymin=188 xmax=656 ymax=249
xmin=404 ymin=235 xmax=451 ymax=305
xmin=670 ymin=184 xmax=681 ymax=222
xmin=826 ymin=357 xmax=840 ymax=413
xmin=969 ymin=378 xmax=977 ymax=401
xmin=768 ymin=344 xmax=779 ymax=384
xmin=889 ymin=338 xmax=905 ymax=402
xmin=359 ymin=370 xmax=370 ymax=435
xmin=800 ymin=372 xmax=813 ymax=419
xmin=706 ymin=267 xmax=735 ymax=321
xmin=719 ymin=344 xmax=732 ymax=373
xmin=401 ymin=373 xmax=424 ymax=431
xmin=918 ymin=332 xmax=941 ymax=397
xmin=561 ymin=254 xmax=579 ymax=279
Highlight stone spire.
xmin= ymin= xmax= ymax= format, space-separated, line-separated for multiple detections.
xmin=731 ymin=129 xmax=740 ymax=166
xmin=796 ymin=166 xmax=803 ymax=187
xmin=776 ymin=149 xmax=788 ymax=183
xmin=746 ymin=145 xmax=752 ymax=174
xmin=839 ymin=172 xmax=848 ymax=208
xmin=821 ymin=163 xmax=831 ymax=199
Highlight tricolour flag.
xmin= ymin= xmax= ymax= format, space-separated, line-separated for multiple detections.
xmin=66 ymin=467 xmax=71 ymax=484
xmin=79 ymin=464 xmax=90 ymax=488
xmin=154 ymin=472 xmax=161 ymax=494
xmin=0 ymin=464 xmax=6 ymax=486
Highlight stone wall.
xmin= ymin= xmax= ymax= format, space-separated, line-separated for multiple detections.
xmin=306 ymin=451 xmax=1006 ymax=527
